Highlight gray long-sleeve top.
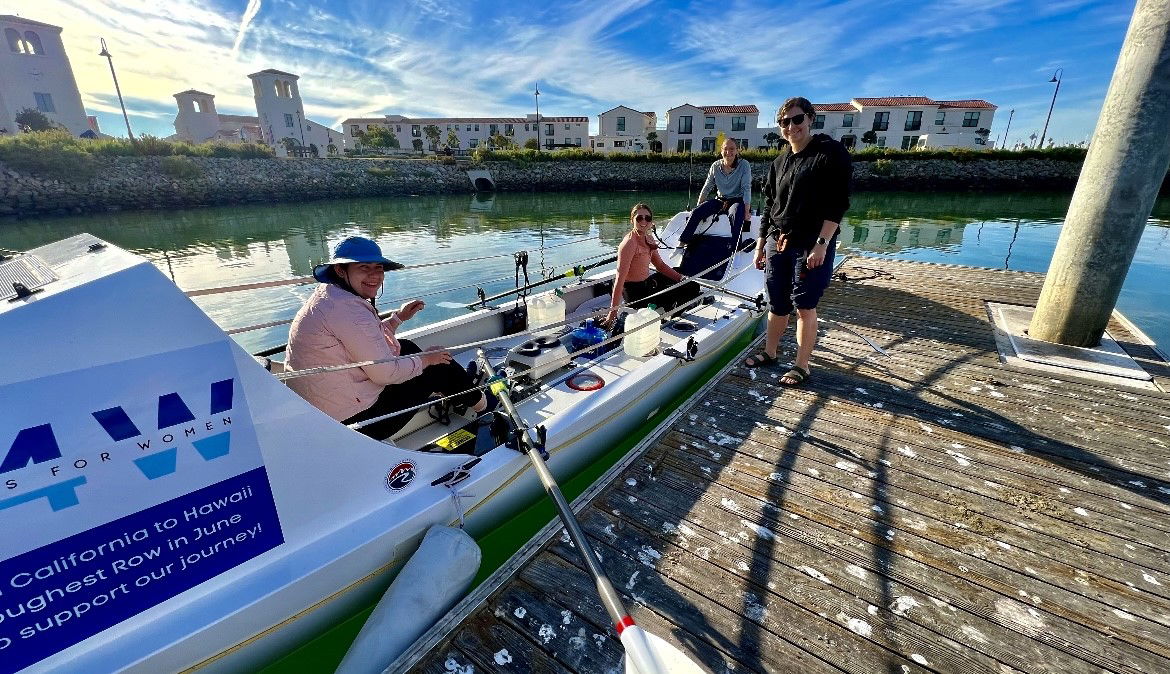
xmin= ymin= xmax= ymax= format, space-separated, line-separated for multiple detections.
xmin=697 ymin=158 xmax=752 ymax=205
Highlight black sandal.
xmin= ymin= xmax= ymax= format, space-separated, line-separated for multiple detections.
xmin=780 ymin=366 xmax=810 ymax=387
xmin=743 ymin=352 xmax=779 ymax=368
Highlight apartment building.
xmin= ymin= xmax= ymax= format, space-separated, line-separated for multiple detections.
xmin=663 ymin=104 xmax=767 ymax=153
xmin=592 ymin=105 xmax=656 ymax=154
xmin=342 ymin=114 xmax=589 ymax=153
xmin=809 ymin=97 xmax=996 ymax=150
xmin=0 ymin=15 xmax=89 ymax=137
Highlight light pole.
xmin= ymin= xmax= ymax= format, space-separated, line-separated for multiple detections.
xmin=1038 ymin=68 xmax=1063 ymax=149
xmin=98 ymin=38 xmax=134 ymax=141
xmin=997 ymin=108 xmax=1014 ymax=150
xmin=534 ymin=82 xmax=541 ymax=152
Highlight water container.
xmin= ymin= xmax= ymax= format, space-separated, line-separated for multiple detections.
xmin=569 ymin=319 xmax=607 ymax=357
xmin=623 ymin=305 xmax=662 ymax=357
xmin=528 ymin=292 xmax=565 ymax=335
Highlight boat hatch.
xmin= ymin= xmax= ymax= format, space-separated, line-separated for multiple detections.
xmin=0 ymin=254 xmax=58 ymax=301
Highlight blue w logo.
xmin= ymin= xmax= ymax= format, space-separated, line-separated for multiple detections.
xmin=0 ymin=379 xmax=235 ymax=512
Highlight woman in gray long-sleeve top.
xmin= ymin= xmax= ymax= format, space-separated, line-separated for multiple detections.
xmin=743 ymin=97 xmax=852 ymax=387
xmin=679 ymin=138 xmax=752 ymax=243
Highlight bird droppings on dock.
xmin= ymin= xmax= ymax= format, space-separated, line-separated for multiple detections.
xmin=389 ymin=258 xmax=1170 ymax=674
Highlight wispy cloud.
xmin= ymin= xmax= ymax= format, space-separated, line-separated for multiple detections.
xmin=230 ymin=0 xmax=264 ymax=58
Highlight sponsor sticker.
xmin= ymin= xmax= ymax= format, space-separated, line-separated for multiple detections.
xmin=433 ymin=428 xmax=476 ymax=452
xmin=386 ymin=462 xmax=416 ymax=491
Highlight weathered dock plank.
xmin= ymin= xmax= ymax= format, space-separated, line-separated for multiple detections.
xmin=388 ymin=258 xmax=1170 ymax=674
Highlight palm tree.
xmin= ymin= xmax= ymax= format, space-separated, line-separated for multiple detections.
xmin=646 ymin=131 xmax=659 ymax=153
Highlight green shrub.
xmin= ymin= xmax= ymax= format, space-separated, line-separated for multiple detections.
xmin=871 ymin=158 xmax=894 ymax=176
xmin=132 ymin=134 xmax=174 ymax=156
xmin=0 ymin=130 xmax=96 ymax=181
xmin=160 ymin=155 xmax=202 ymax=179
xmin=366 ymin=166 xmax=396 ymax=177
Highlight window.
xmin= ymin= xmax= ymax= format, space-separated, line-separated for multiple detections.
xmin=876 ymin=136 xmax=887 ymax=147
xmin=963 ymin=111 xmax=980 ymax=127
xmin=469 ymin=138 xmax=478 ymax=148
xmin=524 ymin=123 xmax=530 ymax=132
xmin=975 ymin=136 xmax=987 ymax=145
xmin=812 ymin=115 xmax=825 ymax=130
xmin=614 ymin=140 xmax=625 ymax=148
xmin=505 ymin=123 xmax=514 ymax=136
xmin=677 ymin=115 xmax=692 ymax=134
xmin=350 ymin=124 xmax=360 ymax=135
xmin=597 ymin=142 xmax=605 ymax=147
xmin=905 ymin=111 xmax=922 ymax=131
xmin=34 ymin=92 xmax=55 ymax=113
xmin=935 ymin=111 xmax=945 ymax=126
xmin=575 ymin=138 xmax=582 ymax=146
xmin=545 ymin=123 xmax=554 ymax=136
xmin=5 ymin=28 xmax=23 ymax=53
xmin=900 ymin=135 xmax=920 ymax=150
xmin=843 ymin=113 xmax=854 ymax=128
xmin=676 ymin=138 xmax=692 ymax=152
xmin=564 ymin=137 xmax=571 ymax=145
xmin=731 ymin=116 xmax=746 ymax=131
xmin=489 ymin=124 xmax=498 ymax=136
xmin=466 ymin=125 xmax=472 ymax=131
xmin=701 ymin=137 xmax=715 ymax=152
xmin=564 ymin=123 xmax=570 ymax=130
xmin=617 ymin=116 xmax=626 ymax=132
xmin=366 ymin=124 xmax=376 ymax=131
xmin=841 ymin=135 xmax=856 ymax=149
xmin=474 ymin=124 xmax=480 ymax=132
xmin=412 ymin=125 xmax=421 ymax=137
xmin=872 ymin=112 xmax=889 ymax=131
xmin=284 ymin=113 xmax=294 ymax=128
xmin=739 ymin=139 xmax=749 ymax=149
xmin=22 ymin=31 xmax=43 ymax=54
xmin=704 ymin=116 xmax=715 ymax=129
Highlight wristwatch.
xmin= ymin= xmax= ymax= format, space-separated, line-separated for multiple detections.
xmin=815 ymin=237 xmax=828 ymax=246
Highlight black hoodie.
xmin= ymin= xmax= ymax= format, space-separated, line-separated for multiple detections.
xmin=760 ymin=133 xmax=852 ymax=250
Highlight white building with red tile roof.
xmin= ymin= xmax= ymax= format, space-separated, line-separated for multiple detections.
xmin=342 ymin=113 xmax=589 ymax=154
xmin=807 ymin=96 xmax=996 ymax=150
xmin=592 ymin=105 xmax=656 ymax=154
xmin=664 ymin=104 xmax=768 ymax=154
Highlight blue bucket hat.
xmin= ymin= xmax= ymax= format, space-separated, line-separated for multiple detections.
xmin=313 ymin=236 xmax=404 ymax=284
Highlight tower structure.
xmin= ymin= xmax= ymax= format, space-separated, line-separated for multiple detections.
xmin=0 ymin=15 xmax=89 ymax=136
xmin=172 ymin=90 xmax=221 ymax=143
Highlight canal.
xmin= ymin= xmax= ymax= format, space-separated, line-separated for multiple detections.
xmin=2 ymin=189 xmax=1167 ymax=350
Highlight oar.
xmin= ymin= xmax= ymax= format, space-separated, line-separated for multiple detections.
xmin=689 ymin=278 xmax=890 ymax=357
xmin=477 ymin=350 xmax=705 ymax=674
xmin=468 ymin=255 xmax=617 ymax=308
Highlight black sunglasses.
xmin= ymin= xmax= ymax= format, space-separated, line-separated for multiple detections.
xmin=635 ymin=214 xmax=653 ymax=222
xmin=778 ymin=113 xmax=808 ymax=127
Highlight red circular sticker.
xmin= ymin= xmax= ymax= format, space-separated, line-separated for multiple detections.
xmin=386 ymin=461 xmax=416 ymax=491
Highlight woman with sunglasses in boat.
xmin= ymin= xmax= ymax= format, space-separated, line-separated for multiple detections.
xmin=285 ymin=236 xmax=492 ymax=439
xmin=604 ymin=203 xmax=698 ymax=324
xmin=745 ymin=97 xmax=852 ymax=387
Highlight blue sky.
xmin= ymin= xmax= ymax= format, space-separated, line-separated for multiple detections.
xmin=7 ymin=0 xmax=1137 ymax=147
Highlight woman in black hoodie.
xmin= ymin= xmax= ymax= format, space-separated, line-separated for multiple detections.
xmin=745 ymin=97 xmax=852 ymax=386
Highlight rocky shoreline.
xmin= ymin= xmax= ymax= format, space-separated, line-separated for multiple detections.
xmin=0 ymin=155 xmax=1093 ymax=219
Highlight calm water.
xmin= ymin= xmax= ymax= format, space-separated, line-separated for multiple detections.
xmin=3 ymin=190 xmax=1167 ymax=352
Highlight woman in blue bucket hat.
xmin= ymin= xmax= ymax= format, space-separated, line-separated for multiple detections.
xmin=285 ymin=236 xmax=491 ymax=438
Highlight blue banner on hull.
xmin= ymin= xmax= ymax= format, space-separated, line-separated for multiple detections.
xmin=0 ymin=343 xmax=284 ymax=672
xmin=0 ymin=468 xmax=282 ymax=673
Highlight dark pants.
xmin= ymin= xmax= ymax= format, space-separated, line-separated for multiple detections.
xmin=343 ymin=339 xmax=481 ymax=439
xmin=624 ymin=269 xmax=701 ymax=312
xmin=764 ymin=235 xmax=837 ymax=316
xmin=681 ymin=197 xmax=746 ymax=243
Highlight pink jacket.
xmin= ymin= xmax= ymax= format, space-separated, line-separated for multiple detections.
xmin=285 ymin=284 xmax=423 ymax=421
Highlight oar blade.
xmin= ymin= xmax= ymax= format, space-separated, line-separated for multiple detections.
xmin=621 ymin=625 xmax=706 ymax=674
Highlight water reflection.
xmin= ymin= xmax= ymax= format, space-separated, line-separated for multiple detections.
xmin=2 ymin=190 xmax=1166 ymax=353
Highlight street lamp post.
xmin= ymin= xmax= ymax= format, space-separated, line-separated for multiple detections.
xmin=534 ymin=83 xmax=541 ymax=152
xmin=1038 ymin=68 xmax=1063 ymax=149
xmin=997 ymin=108 xmax=1014 ymax=150
xmin=98 ymin=38 xmax=135 ymax=141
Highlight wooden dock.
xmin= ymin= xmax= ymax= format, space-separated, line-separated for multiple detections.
xmin=389 ymin=257 xmax=1170 ymax=674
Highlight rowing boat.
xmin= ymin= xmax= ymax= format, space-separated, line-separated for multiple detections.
xmin=0 ymin=210 xmax=763 ymax=673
